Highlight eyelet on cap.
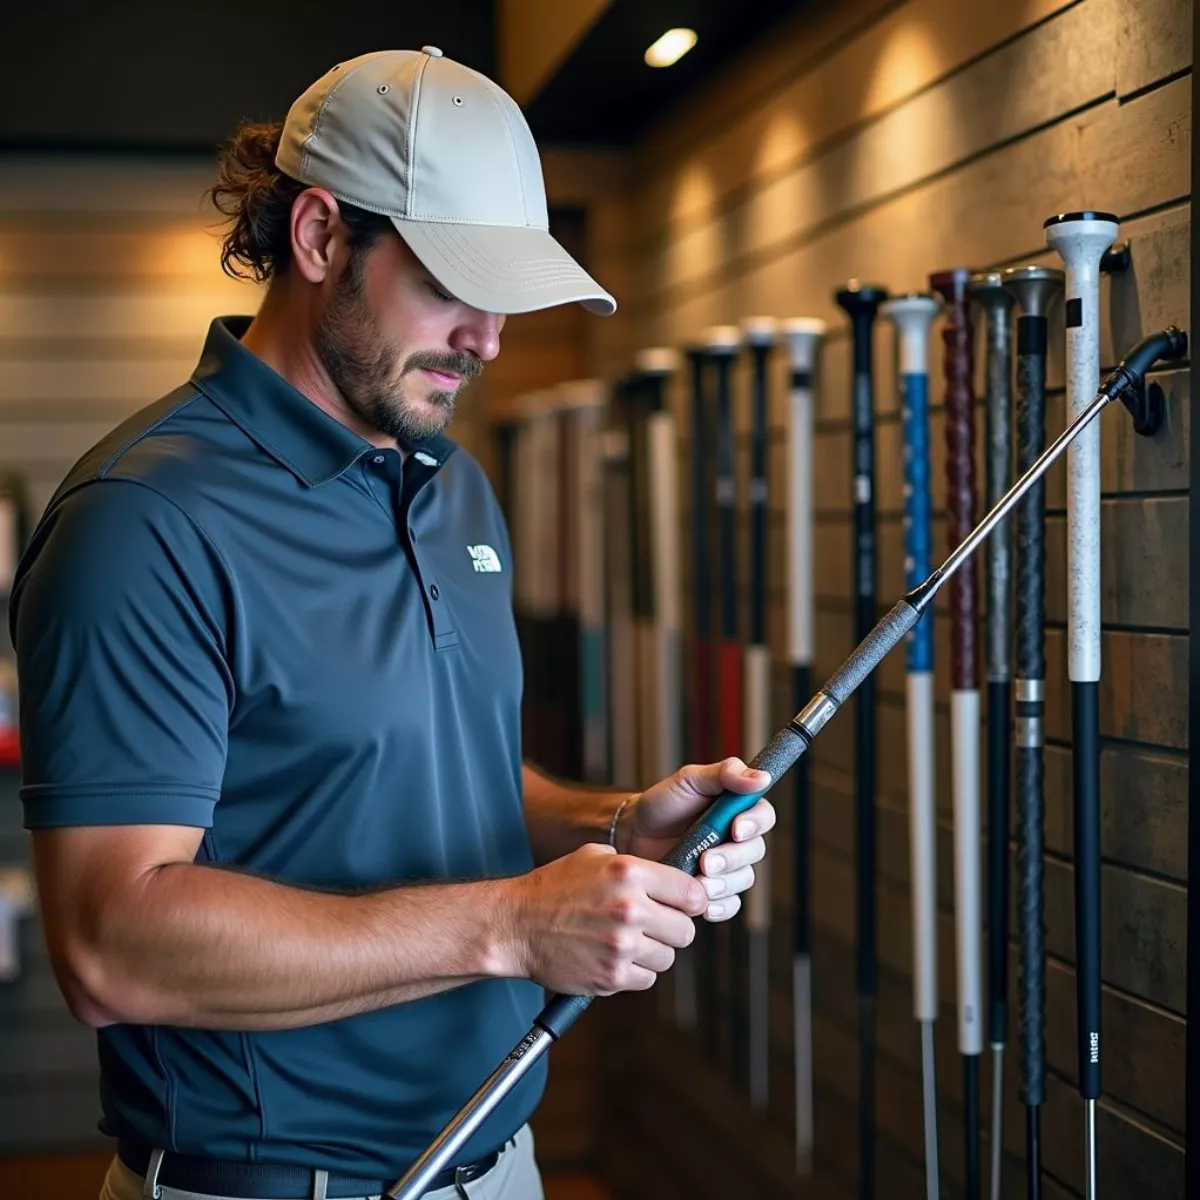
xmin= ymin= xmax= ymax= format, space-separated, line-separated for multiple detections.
xmin=377 ymin=84 xmax=390 ymax=94
xmin=453 ymin=96 xmax=464 ymax=106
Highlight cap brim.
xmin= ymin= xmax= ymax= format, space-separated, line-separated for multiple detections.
xmin=391 ymin=218 xmax=616 ymax=316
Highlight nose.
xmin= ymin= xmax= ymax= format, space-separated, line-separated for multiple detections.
xmin=451 ymin=310 xmax=504 ymax=362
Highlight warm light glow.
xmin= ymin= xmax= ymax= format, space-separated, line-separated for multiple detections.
xmin=644 ymin=28 xmax=697 ymax=68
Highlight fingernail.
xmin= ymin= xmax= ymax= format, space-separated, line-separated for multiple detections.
xmin=708 ymin=877 xmax=728 ymax=898
xmin=708 ymin=903 xmax=726 ymax=919
xmin=708 ymin=854 xmax=726 ymax=873
xmin=736 ymin=821 xmax=755 ymax=840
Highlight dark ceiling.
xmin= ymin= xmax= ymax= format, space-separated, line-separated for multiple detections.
xmin=0 ymin=0 xmax=807 ymax=153
xmin=522 ymin=0 xmax=812 ymax=145
xmin=0 ymin=0 xmax=495 ymax=152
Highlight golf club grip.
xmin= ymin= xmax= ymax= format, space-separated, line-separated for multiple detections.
xmin=1015 ymin=315 xmax=1048 ymax=1109
xmin=937 ymin=292 xmax=978 ymax=693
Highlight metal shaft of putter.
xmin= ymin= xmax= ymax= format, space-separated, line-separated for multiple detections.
xmin=387 ymin=327 xmax=1186 ymax=1200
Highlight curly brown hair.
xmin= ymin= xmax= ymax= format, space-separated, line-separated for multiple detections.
xmin=206 ymin=121 xmax=394 ymax=284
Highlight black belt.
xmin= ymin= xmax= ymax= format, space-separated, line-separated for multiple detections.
xmin=118 ymin=1138 xmax=511 ymax=1199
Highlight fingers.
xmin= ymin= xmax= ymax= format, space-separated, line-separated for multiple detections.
xmin=634 ymin=857 xmax=709 ymax=918
xmin=700 ymin=834 xmax=765 ymax=878
xmin=704 ymin=893 xmax=742 ymax=923
xmin=673 ymin=756 xmax=772 ymax=799
xmin=700 ymin=864 xmax=756 ymax=901
xmin=730 ymin=797 xmax=777 ymax=841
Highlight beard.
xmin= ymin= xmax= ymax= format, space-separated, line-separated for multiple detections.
xmin=314 ymin=253 xmax=481 ymax=443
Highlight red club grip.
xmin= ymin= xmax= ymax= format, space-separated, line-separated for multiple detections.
xmin=931 ymin=268 xmax=979 ymax=692
xmin=719 ymin=640 xmax=743 ymax=759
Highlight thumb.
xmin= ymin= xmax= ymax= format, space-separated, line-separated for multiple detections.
xmin=678 ymin=757 xmax=771 ymax=797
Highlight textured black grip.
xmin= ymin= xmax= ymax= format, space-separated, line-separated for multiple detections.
xmin=1014 ymin=312 xmax=1048 ymax=1111
xmin=822 ymin=601 xmax=920 ymax=706
xmin=1015 ymin=337 xmax=1047 ymax=683
xmin=1015 ymin=742 xmax=1046 ymax=1107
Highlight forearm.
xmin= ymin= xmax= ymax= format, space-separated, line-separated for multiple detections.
xmin=521 ymin=762 xmax=636 ymax=864
xmin=68 ymin=863 xmax=517 ymax=1030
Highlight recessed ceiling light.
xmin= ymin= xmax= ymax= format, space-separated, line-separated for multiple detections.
xmin=644 ymin=28 xmax=697 ymax=68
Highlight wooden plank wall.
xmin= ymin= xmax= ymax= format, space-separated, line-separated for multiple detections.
xmin=0 ymin=158 xmax=594 ymax=1170
xmin=576 ymin=0 xmax=1192 ymax=1196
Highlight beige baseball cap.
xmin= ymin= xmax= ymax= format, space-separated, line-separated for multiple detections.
xmin=276 ymin=47 xmax=616 ymax=317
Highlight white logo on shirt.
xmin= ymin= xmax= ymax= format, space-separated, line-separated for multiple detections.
xmin=467 ymin=544 xmax=503 ymax=573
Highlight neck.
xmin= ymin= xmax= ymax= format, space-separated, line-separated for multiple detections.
xmin=238 ymin=280 xmax=400 ymax=451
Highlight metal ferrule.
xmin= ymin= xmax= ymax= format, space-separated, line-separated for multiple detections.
xmin=795 ymin=692 xmax=837 ymax=739
xmin=1016 ymin=679 xmax=1045 ymax=702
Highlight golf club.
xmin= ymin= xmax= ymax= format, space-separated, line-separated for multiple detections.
xmin=741 ymin=316 xmax=777 ymax=1112
xmin=780 ymin=316 xmax=826 ymax=1175
xmin=1045 ymin=211 xmax=1117 ymax=1200
xmin=834 ymin=279 xmax=888 ymax=1200
xmin=880 ymin=291 xmax=943 ymax=1200
xmin=931 ymin=265 xmax=983 ymax=1200
xmin=968 ymin=269 xmax=1016 ymax=1200
xmin=1002 ymin=263 xmax=1063 ymax=1200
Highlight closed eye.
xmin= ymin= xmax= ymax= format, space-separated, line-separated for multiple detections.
xmin=427 ymin=280 xmax=455 ymax=303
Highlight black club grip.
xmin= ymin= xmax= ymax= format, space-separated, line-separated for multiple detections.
xmin=1015 ymin=743 xmax=1046 ymax=1107
xmin=1015 ymin=337 xmax=1047 ymax=682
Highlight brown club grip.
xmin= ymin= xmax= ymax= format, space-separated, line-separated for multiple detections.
xmin=931 ymin=268 xmax=979 ymax=691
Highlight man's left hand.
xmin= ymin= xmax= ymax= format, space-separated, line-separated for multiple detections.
xmin=617 ymin=758 xmax=776 ymax=923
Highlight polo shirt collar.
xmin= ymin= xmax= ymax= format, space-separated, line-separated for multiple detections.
xmin=191 ymin=316 xmax=457 ymax=487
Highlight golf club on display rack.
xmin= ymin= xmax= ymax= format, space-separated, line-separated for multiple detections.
xmin=968 ymin=269 xmax=1016 ymax=1200
xmin=930 ymin=266 xmax=983 ymax=1200
xmin=1002 ymin=263 xmax=1063 ymax=1200
xmin=705 ymin=324 xmax=746 ymax=1086
xmin=880 ymin=291 xmax=943 ymax=1200
xmin=780 ymin=316 xmax=825 ymax=1175
xmin=636 ymin=349 xmax=687 ymax=1024
xmin=834 ymin=280 xmax=888 ymax=1200
xmin=685 ymin=341 xmax=716 ymax=1042
xmin=741 ymin=316 xmax=778 ymax=1112
xmin=1044 ymin=210 xmax=1118 ymax=1200
xmin=386 ymin=323 xmax=1187 ymax=1200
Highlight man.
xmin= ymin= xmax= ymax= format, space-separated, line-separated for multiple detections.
xmin=10 ymin=48 xmax=776 ymax=1200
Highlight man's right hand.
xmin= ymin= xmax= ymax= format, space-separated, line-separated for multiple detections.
xmin=501 ymin=843 xmax=709 ymax=996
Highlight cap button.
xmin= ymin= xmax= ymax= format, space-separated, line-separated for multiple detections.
xmin=422 ymin=46 xmax=444 ymax=58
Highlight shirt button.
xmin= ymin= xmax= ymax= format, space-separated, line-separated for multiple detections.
xmin=372 ymin=454 xmax=385 ymax=465
xmin=430 ymin=585 xmax=440 ymax=600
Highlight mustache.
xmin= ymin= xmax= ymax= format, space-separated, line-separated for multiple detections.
xmin=403 ymin=350 xmax=483 ymax=382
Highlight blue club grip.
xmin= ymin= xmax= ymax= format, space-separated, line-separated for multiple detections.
xmin=900 ymin=372 xmax=934 ymax=672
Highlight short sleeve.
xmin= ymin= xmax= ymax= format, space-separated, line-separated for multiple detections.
xmin=10 ymin=480 xmax=233 ymax=829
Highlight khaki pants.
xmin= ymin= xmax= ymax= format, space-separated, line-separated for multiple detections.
xmin=99 ymin=1125 xmax=544 ymax=1200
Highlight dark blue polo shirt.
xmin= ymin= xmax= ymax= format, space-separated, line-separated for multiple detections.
xmin=8 ymin=316 xmax=546 ymax=1176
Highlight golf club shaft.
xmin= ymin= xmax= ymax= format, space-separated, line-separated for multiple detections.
xmin=743 ymin=320 xmax=777 ymax=1111
xmin=389 ymin=327 xmax=1187 ymax=1200
xmin=932 ymin=266 xmax=982 ymax=1200
xmin=709 ymin=328 xmax=743 ymax=1082
xmin=1004 ymin=264 xmax=1062 ymax=1200
xmin=782 ymin=318 xmax=826 ymax=1171
xmin=685 ymin=346 xmax=711 ymax=1036
xmin=882 ymin=291 xmax=942 ymax=1200
xmin=835 ymin=282 xmax=887 ymax=1200
xmin=1046 ymin=212 xmax=1117 ymax=1200
xmin=640 ymin=351 xmax=685 ymax=1024
xmin=969 ymin=273 xmax=1015 ymax=1200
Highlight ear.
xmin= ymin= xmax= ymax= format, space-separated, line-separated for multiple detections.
xmin=289 ymin=188 xmax=343 ymax=284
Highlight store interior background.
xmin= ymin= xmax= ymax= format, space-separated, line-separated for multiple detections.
xmin=0 ymin=0 xmax=1191 ymax=1196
